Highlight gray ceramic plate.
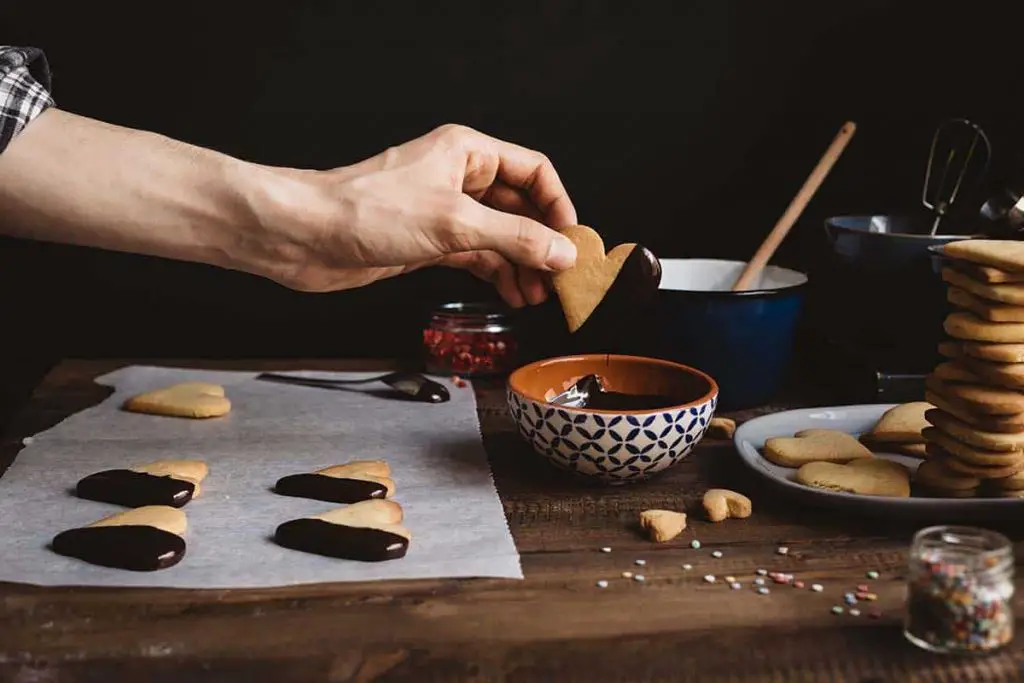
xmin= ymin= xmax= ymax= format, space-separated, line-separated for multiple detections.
xmin=733 ymin=404 xmax=1024 ymax=520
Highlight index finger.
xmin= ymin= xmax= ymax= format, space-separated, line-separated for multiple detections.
xmin=459 ymin=127 xmax=578 ymax=229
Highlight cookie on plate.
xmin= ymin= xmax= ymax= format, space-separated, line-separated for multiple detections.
xmin=912 ymin=458 xmax=981 ymax=498
xmin=763 ymin=429 xmax=873 ymax=467
xmin=944 ymin=311 xmax=1024 ymax=344
xmin=795 ymin=458 xmax=910 ymax=497
xmin=862 ymin=402 xmax=931 ymax=444
xmin=941 ymin=239 xmax=1024 ymax=275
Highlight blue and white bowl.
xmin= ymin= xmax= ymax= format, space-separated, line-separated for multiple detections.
xmin=506 ymin=354 xmax=719 ymax=484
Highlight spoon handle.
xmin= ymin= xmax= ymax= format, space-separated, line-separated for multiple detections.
xmin=732 ymin=121 xmax=857 ymax=292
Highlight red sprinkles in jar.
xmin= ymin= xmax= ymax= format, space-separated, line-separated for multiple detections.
xmin=423 ymin=303 xmax=519 ymax=376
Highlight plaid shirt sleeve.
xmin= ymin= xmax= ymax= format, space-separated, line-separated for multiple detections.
xmin=0 ymin=46 xmax=54 ymax=154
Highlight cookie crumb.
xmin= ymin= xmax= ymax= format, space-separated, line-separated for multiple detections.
xmin=776 ymin=546 xmax=789 ymax=555
xmin=866 ymin=570 xmax=879 ymax=580
xmin=831 ymin=606 xmax=844 ymax=615
xmin=635 ymin=559 xmax=646 ymax=566
xmin=596 ymin=580 xmax=609 ymax=588
xmin=690 ymin=540 xmax=702 ymax=550
xmin=622 ymin=571 xmax=633 ymax=579
xmin=600 ymin=547 xmax=612 ymax=553
xmin=711 ymin=550 xmax=723 ymax=559
xmin=811 ymin=584 xmax=824 ymax=592
xmin=757 ymin=586 xmax=770 ymax=595
xmin=703 ymin=574 xmax=716 ymax=583
xmin=682 ymin=563 xmax=693 ymax=571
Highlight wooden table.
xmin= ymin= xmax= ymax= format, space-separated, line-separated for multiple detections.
xmin=2 ymin=359 xmax=1023 ymax=682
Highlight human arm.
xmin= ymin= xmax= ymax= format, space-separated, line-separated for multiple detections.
xmin=0 ymin=48 xmax=578 ymax=306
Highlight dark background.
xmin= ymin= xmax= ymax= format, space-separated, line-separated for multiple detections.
xmin=1 ymin=1 xmax=1022 ymax=427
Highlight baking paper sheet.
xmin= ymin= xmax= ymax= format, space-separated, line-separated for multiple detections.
xmin=0 ymin=366 xmax=522 ymax=588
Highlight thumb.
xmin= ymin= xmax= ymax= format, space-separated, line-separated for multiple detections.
xmin=450 ymin=195 xmax=577 ymax=271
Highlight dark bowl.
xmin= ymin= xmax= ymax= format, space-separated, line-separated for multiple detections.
xmin=824 ymin=215 xmax=978 ymax=271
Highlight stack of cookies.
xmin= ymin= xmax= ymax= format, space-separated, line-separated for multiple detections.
xmin=921 ymin=239 xmax=1024 ymax=497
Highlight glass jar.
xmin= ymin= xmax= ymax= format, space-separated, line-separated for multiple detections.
xmin=422 ymin=302 xmax=520 ymax=377
xmin=904 ymin=525 xmax=1015 ymax=655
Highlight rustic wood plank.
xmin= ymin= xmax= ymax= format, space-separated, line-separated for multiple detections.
xmin=1 ymin=359 xmax=1022 ymax=682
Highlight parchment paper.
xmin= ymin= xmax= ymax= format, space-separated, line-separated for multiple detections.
xmin=0 ymin=366 xmax=523 ymax=588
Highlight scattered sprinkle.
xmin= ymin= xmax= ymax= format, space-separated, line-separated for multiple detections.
xmin=711 ymin=551 xmax=723 ymax=559
xmin=455 ymin=378 xmax=467 ymax=388
xmin=856 ymin=583 xmax=869 ymax=592
xmin=682 ymin=564 xmax=693 ymax=571
xmin=756 ymin=568 xmax=768 ymax=576
xmin=21 ymin=436 xmax=34 ymax=446
xmin=844 ymin=594 xmax=858 ymax=606
xmin=622 ymin=571 xmax=633 ymax=579
xmin=811 ymin=584 xmax=824 ymax=593
xmin=776 ymin=546 xmax=789 ymax=555
xmin=757 ymin=586 xmax=770 ymax=595
xmin=754 ymin=578 xmax=766 ymax=586
xmin=703 ymin=574 xmax=716 ymax=583
xmin=857 ymin=592 xmax=877 ymax=602
xmin=866 ymin=570 xmax=879 ymax=580
xmin=773 ymin=574 xmax=792 ymax=585
xmin=724 ymin=575 xmax=736 ymax=583
xmin=600 ymin=547 xmax=612 ymax=553
xmin=793 ymin=580 xmax=805 ymax=589
xmin=691 ymin=540 xmax=702 ymax=550
xmin=596 ymin=580 xmax=609 ymax=588
xmin=849 ymin=608 xmax=861 ymax=617
xmin=831 ymin=606 xmax=844 ymax=615
xmin=730 ymin=582 xmax=742 ymax=590
xmin=635 ymin=559 xmax=647 ymax=566
xmin=869 ymin=609 xmax=882 ymax=619
xmin=633 ymin=574 xmax=646 ymax=582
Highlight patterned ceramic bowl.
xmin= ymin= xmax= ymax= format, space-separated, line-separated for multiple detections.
xmin=506 ymin=354 xmax=719 ymax=484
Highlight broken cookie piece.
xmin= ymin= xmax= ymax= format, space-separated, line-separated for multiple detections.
xmin=639 ymin=509 xmax=687 ymax=543
xmin=274 ymin=499 xmax=410 ymax=562
xmin=51 ymin=505 xmax=187 ymax=571
xmin=75 ymin=459 xmax=209 ymax=508
xmin=274 ymin=460 xmax=395 ymax=504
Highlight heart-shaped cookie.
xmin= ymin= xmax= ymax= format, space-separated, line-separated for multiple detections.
xmin=551 ymin=225 xmax=661 ymax=333
xmin=122 ymin=382 xmax=231 ymax=419
xmin=274 ymin=499 xmax=410 ymax=562
xmin=51 ymin=505 xmax=188 ymax=571
xmin=763 ymin=428 xmax=873 ymax=467
xmin=795 ymin=459 xmax=910 ymax=497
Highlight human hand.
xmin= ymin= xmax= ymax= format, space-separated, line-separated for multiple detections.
xmin=261 ymin=124 xmax=579 ymax=307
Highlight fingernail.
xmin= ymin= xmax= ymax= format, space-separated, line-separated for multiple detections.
xmin=544 ymin=234 xmax=577 ymax=270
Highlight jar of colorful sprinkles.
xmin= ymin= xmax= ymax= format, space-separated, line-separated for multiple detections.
xmin=904 ymin=525 xmax=1014 ymax=655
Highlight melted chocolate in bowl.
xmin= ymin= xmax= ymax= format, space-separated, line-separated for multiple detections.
xmin=580 ymin=388 xmax=680 ymax=411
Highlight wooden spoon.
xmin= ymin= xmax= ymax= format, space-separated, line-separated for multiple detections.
xmin=732 ymin=121 xmax=857 ymax=292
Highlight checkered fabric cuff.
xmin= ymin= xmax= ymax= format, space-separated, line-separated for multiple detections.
xmin=0 ymin=46 xmax=54 ymax=154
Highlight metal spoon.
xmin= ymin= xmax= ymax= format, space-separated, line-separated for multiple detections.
xmin=256 ymin=371 xmax=450 ymax=403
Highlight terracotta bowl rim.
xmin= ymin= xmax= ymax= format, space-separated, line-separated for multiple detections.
xmin=507 ymin=353 xmax=720 ymax=415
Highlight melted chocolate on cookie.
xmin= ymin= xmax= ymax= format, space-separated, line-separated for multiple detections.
xmin=274 ymin=473 xmax=388 ymax=503
xmin=51 ymin=525 xmax=186 ymax=571
xmin=274 ymin=518 xmax=409 ymax=562
xmin=76 ymin=469 xmax=195 ymax=508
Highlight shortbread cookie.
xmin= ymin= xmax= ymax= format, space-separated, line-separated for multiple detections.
xmin=274 ymin=499 xmax=410 ymax=562
xmin=961 ymin=341 xmax=1024 ymax=364
xmin=922 ymin=427 xmax=1024 ymax=466
xmin=863 ymin=402 xmax=931 ymax=444
xmin=122 ymin=382 xmax=231 ymax=419
xmin=706 ymin=417 xmax=737 ymax=440
xmin=925 ymin=389 xmax=1024 ymax=433
xmin=914 ymin=457 xmax=982 ymax=491
xmin=941 ymin=267 xmax=1024 ymax=306
xmin=551 ymin=225 xmax=651 ymax=333
xmin=948 ymin=287 xmax=1024 ymax=322
xmin=275 ymin=460 xmax=395 ymax=504
xmin=926 ymin=409 xmax=1024 ymax=452
xmin=763 ymin=429 xmax=873 ymax=467
xmin=944 ymin=311 xmax=1024 ymax=343
xmin=941 ymin=239 xmax=1024 ymax=274
xmin=932 ymin=361 xmax=982 ymax=384
xmin=997 ymin=488 xmax=1024 ymax=498
xmin=925 ymin=443 xmax=1024 ymax=478
xmin=893 ymin=442 xmax=929 ymax=458
xmin=795 ymin=459 xmax=910 ymax=497
xmin=951 ymin=260 xmax=1024 ymax=284
xmin=75 ymin=459 xmax=209 ymax=508
xmin=991 ymin=470 xmax=1024 ymax=491
xmin=959 ymin=356 xmax=1024 ymax=390
xmin=702 ymin=489 xmax=752 ymax=522
xmin=639 ymin=509 xmax=687 ymax=542
xmin=51 ymin=505 xmax=187 ymax=571
xmin=938 ymin=341 xmax=963 ymax=359
xmin=925 ymin=376 xmax=1024 ymax=415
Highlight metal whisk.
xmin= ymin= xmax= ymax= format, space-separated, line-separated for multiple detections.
xmin=922 ymin=117 xmax=992 ymax=235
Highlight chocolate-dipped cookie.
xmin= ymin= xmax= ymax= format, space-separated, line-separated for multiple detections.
xmin=75 ymin=459 xmax=208 ymax=508
xmin=274 ymin=499 xmax=410 ymax=562
xmin=274 ymin=460 xmax=395 ymax=504
xmin=51 ymin=505 xmax=187 ymax=571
